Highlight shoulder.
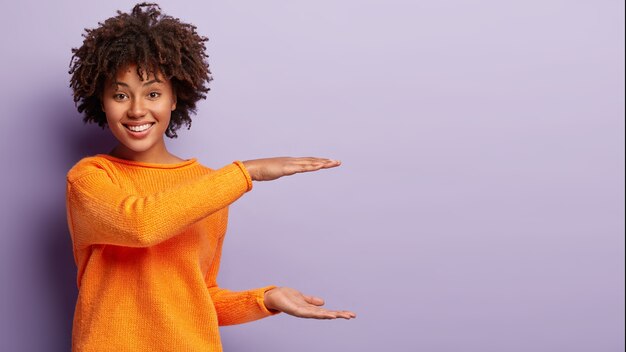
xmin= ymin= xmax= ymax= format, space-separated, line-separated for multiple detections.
xmin=66 ymin=155 xmax=116 ymax=183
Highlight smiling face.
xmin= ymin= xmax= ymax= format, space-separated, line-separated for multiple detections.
xmin=101 ymin=63 xmax=177 ymax=162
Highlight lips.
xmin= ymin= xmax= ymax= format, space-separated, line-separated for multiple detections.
xmin=123 ymin=122 xmax=155 ymax=137
xmin=124 ymin=123 xmax=154 ymax=132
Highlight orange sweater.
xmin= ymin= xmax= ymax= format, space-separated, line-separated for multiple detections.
xmin=65 ymin=154 xmax=278 ymax=351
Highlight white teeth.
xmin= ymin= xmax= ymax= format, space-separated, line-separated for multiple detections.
xmin=126 ymin=123 xmax=152 ymax=132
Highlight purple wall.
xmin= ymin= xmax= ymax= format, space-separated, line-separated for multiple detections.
xmin=0 ymin=1 xmax=623 ymax=351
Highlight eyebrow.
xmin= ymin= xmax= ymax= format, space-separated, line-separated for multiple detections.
xmin=114 ymin=79 xmax=163 ymax=88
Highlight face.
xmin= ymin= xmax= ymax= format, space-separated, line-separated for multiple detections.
xmin=101 ymin=63 xmax=177 ymax=161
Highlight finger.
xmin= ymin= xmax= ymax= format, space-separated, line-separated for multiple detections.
xmin=293 ymin=306 xmax=335 ymax=319
xmin=297 ymin=306 xmax=357 ymax=320
xmin=314 ymin=159 xmax=341 ymax=168
xmin=320 ymin=160 xmax=341 ymax=169
xmin=317 ymin=309 xmax=356 ymax=320
xmin=303 ymin=295 xmax=325 ymax=306
xmin=314 ymin=158 xmax=341 ymax=166
xmin=287 ymin=163 xmax=327 ymax=174
xmin=280 ymin=164 xmax=318 ymax=176
xmin=299 ymin=157 xmax=333 ymax=162
xmin=296 ymin=157 xmax=340 ymax=165
xmin=299 ymin=163 xmax=327 ymax=173
xmin=335 ymin=310 xmax=357 ymax=319
xmin=296 ymin=160 xmax=340 ymax=171
xmin=281 ymin=159 xmax=341 ymax=177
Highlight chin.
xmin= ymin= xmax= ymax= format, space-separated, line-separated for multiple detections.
xmin=123 ymin=142 xmax=157 ymax=153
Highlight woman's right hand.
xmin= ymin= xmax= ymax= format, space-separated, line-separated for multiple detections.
xmin=242 ymin=157 xmax=341 ymax=181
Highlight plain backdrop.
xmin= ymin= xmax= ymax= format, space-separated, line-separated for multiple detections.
xmin=0 ymin=1 xmax=624 ymax=351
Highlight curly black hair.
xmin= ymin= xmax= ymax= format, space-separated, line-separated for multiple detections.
xmin=69 ymin=2 xmax=212 ymax=138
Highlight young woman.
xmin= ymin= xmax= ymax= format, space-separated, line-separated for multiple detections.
xmin=66 ymin=3 xmax=355 ymax=351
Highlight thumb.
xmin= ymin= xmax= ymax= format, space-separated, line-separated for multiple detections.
xmin=303 ymin=295 xmax=325 ymax=306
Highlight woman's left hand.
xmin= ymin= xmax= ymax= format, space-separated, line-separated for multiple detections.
xmin=263 ymin=287 xmax=356 ymax=320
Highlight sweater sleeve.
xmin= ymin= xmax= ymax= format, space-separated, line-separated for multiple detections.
xmin=66 ymin=161 xmax=253 ymax=248
xmin=205 ymin=232 xmax=280 ymax=326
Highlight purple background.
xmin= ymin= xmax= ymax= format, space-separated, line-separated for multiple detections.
xmin=0 ymin=1 xmax=624 ymax=351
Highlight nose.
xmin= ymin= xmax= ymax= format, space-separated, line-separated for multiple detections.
xmin=127 ymin=98 xmax=147 ymax=118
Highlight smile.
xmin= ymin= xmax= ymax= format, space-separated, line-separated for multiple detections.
xmin=124 ymin=123 xmax=154 ymax=132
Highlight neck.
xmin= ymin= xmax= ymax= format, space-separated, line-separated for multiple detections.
xmin=109 ymin=142 xmax=173 ymax=164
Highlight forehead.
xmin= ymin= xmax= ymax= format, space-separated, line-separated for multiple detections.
xmin=113 ymin=64 xmax=166 ymax=82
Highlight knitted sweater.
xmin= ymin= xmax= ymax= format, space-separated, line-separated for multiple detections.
xmin=65 ymin=154 xmax=278 ymax=351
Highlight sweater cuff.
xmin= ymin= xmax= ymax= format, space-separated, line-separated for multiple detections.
xmin=255 ymin=285 xmax=281 ymax=316
xmin=233 ymin=161 xmax=253 ymax=192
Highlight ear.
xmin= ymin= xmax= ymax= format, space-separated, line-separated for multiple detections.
xmin=170 ymin=83 xmax=177 ymax=111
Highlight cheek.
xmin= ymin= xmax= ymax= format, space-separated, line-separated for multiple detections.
xmin=102 ymin=102 xmax=122 ymax=121
xmin=154 ymin=103 xmax=173 ymax=122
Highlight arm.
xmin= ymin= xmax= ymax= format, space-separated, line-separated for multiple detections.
xmin=66 ymin=157 xmax=338 ymax=248
xmin=242 ymin=157 xmax=340 ymax=181
xmin=205 ymin=157 xmax=346 ymax=324
xmin=66 ymin=161 xmax=252 ymax=248
xmin=205 ymin=231 xmax=280 ymax=326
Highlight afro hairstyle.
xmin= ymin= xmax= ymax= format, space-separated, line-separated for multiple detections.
xmin=69 ymin=2 xmax=212 ymax=138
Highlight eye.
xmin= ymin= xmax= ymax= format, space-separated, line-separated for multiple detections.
xmin=148 ymin=92 xmax=161 ymax=99
xmin=113 ymin=93 xmax=127 ymax=101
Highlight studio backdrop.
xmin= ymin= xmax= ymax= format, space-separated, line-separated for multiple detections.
xmin=0 ymin=1 xmax=623 ymax=351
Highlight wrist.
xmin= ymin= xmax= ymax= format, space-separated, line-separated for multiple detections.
xmin=263 ymin=287 xmax=279 ymax=312
xmin=241 ymin=160 xmax=257 ymax=181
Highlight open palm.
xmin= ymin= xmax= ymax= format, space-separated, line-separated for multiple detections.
xmin=264 ymin=287 xmax=356 ymax=320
